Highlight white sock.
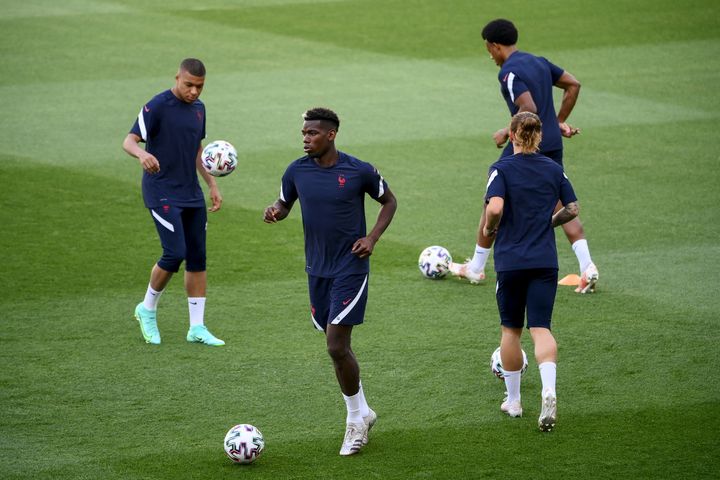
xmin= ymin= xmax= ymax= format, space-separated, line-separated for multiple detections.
xmin=143 ymin=284 xmax=163 ymax=311
xmin=538 ymin=362 xmax=557 ymax=395
xmin=343 ymin=389 xmax=363 ymax=424
xmin=571 ymin=239 xmax=593 ymax=273
xmin=469 ymin=244 xmax=491 ymax=272
xmin=503 ymin=370 xmax=522 ymax=403
xmin=188 ymin=297 xmax=206 ymax=327
xmin=358 ymin=381 xmax=370 ymax=417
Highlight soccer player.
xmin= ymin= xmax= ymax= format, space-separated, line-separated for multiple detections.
xmin=450 ymin=18 xmax=599 ymax=293
xmin=485 ymin=111 xmax=578 ymax=431
xmin=122 ymin=58 xmax=225 ymax=346
xmin=263 ymin=107 xmax=397 ymax=455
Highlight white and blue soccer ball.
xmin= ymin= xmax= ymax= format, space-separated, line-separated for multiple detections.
xmin=491 ymin=346 xmax=529 ymax=379
xmin=418 ymin=246 xmax=452 ymax=279
xmin=202 ymin=140 xmax=238 ymax=177
xmin=223 ymin=424 xmax=265 ymax=464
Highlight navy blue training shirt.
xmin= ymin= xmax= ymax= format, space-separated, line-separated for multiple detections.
xmin=279 ymin=152 xmax=388 ymax=278
xmin=130 ymin=89 xmax=206 ymax=208
xmin=485 ymin=152 xmax=577 ymax=272
xmin=499 ymin=51 xmax=565 ymax=153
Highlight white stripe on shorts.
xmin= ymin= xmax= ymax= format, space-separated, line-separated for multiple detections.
xmin=330 ymin=275 xmax=368 ymax=325
xmin=311 ymin=312 xmax=324 ymax=332
xmin=151 ymin=209 xmax=175 ymax=232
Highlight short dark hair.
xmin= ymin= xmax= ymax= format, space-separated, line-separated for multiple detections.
xmin=180 ymin=58 xmax=206 ymax=77
xmin=302 ymin=107 xmax=340 ymax=131
xmin=481 ymin=19 xmax=518 ymax=46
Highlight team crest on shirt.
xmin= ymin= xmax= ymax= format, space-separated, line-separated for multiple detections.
xmin=338 ymin=175 xmax=346 ymax=188
xmin=196 ymin=110 xmax=203 ymax=122
xmin=162 ymin=204 xmax=170 ymax=214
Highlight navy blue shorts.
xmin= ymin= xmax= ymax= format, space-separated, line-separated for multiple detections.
xmin=495 ymin=268 xmax=558 ymax=329
xmin=149 ymin=205 xmax=207 ymax=273
xmin=500 ymin=144 xmax=563 ymax=166
xmin=308 ymin=274 xmax=369 ymax=332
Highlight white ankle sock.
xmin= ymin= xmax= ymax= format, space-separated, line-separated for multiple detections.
xmin=358 ymin=381 xmax=370 ymax=417
xmin=571 ymin=239 xmax=593 ymax=273
xmin=188 ymin=297 xmax=206 ymax=327
xmin=503 ymin=370 xmax=522 ymax=403
xmin=538 ymin=362 xmax=557 ymax=395
xmin=343 ymin=389 xmax=363 ymax=424
xmin=143 ymin=284 xmax=163 ymax=311
xmin=469 ymin=244 xmax=491 ymax=272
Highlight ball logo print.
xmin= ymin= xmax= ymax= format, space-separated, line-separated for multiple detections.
xmin=201 ymin=140 xmax=238 ymax=177
xmin=223 ymin=424 xmax=265 ymax=464
xmin=418 ymin=246 xmax=452 ymax=279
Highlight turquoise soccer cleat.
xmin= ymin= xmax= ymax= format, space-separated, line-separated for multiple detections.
xmin=186 ymin=325 xmax=225 ymax=346
xmin=134 ymin=303 xmax=161 ymax=345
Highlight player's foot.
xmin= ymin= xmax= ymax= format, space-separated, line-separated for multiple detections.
xmin=575 ymin=263 xmax=599 ymax=294
xmin=186 ymin=325 xmax=225 ymax=346
xmin=501 ymin=396 xmax=523 ymax=418
xmin=448 ymin=260 xmax=485 ymax=284
xmin=339 ymin=422 xmax=367 ymax=456
xmin=538 ymin=390 xmax=557 ymax=432
xmin=134 ymin=303 xmax=160 ymax=345
xmin=362 ymin=408 xmax=377 ymax=446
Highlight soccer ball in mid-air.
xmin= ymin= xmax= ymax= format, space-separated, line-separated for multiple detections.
xmin=223 ymin=424 xmax=264 ymax=464
xmin=201 ymin=140 xmax=238 ymax=177
xmin=418 ymin=246 xmax=452 ymax=279
xmin=490 ymin=346 xmax=529 ymax=379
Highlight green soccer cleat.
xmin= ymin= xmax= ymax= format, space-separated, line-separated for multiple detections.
xmin=186 ymin=325 xmax=225 ymax=346
xmin=134 ymin=303 xmax=161 ymax=345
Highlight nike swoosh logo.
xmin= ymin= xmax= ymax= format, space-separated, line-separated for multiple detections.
xmin=144 ymin=105 xmax=150 ymax=112
xmin=190 ymin=302 xmax=198 ymax=305
xmin=342 ymin=299 xmax=352 ymax=305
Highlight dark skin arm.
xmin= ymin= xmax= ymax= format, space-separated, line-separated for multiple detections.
xmin=492 ymin=91 xmax=537 ymax=147
xmin=554 ymin=71 xmax=581 ymax=137
xmin=351 ymin=187 xmax=397 ymax=258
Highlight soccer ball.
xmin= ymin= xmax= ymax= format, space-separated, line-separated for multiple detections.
xmin=223 ymin=424 xmax=265 ymax=464
xmin=201 ymin=140 xmax=238 ymax=177
xmin=490 ymin=346 xmax=528 ymax=379
xmin=418 ymin=245 xmax=452 ymax=279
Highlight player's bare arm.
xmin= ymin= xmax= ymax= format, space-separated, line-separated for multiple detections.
xmin=195 ymin=146 xmax=222 ymax=212
xmin=351 ymin=188 xmax=397 ymax=258
xmin=551 ymin=201 xmax=579 ymax=227
xmin=493 ymin=92 xmax=537 ymax=147
xmin=263 ymin=200 xmax=291 ymax=224
xmin=554 ymin=71 xmax=581 ymax=137
xmin=483 ymin=196 xmax=504 ymax=237
xmin=123 ymin=133 xmax=160 ymax=173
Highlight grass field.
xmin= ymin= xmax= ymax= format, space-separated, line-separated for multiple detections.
xmin=1 ymin=0 xmax=719 ymax=478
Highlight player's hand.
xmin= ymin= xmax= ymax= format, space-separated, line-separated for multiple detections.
xmin=208 ymin=185 xmax=222 ymax=212
xmin=139 ymin=152 xmax=160 ymax=173
xmin=264 ymin=206 xmax=280 ymax=223
xmin=351 ymin=237 xmax=376 ymax=258
xmin=483 ymin=226 xmax=497 ymax=238
xmin=493 ymin=128 xmax=509 ymax=148
xmin=559 ymin=122 xmax=580 ymax=138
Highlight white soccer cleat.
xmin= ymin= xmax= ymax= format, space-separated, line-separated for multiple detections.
xmin=538 ymin=390 xmax=557 ymax=432
xmin=339 ymin=422 xmax=367 ymax=456
xmin=575 ymin=263 xmax=599 ymax=294
xmin=448 ymin=260 xmax=485 ymax=284
xmin=501 ymin=397 xmax=523 ymax=418
xmin=362 ymin=408 xmax=377 ymax=446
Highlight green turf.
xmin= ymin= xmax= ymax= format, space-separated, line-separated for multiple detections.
xmin=1 ymin=0 xmax=719 ymax=478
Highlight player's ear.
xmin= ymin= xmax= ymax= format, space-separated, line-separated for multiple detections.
xmin=327 ymin=129 xmax=337 ymax=141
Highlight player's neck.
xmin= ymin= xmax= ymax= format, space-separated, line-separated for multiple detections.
xmin=312 ymin=148 xmax=339 ymax=168
xmin=499 ymin=46 xmax=518 ymax=65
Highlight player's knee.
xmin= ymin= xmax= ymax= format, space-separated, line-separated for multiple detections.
xmin=158 ymin=246 xmax=186 ymax=273
xmin=326 ymin=342 xmax=351 ymax=362
xmin=185 ymin=253 xmax=206 ymax=272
